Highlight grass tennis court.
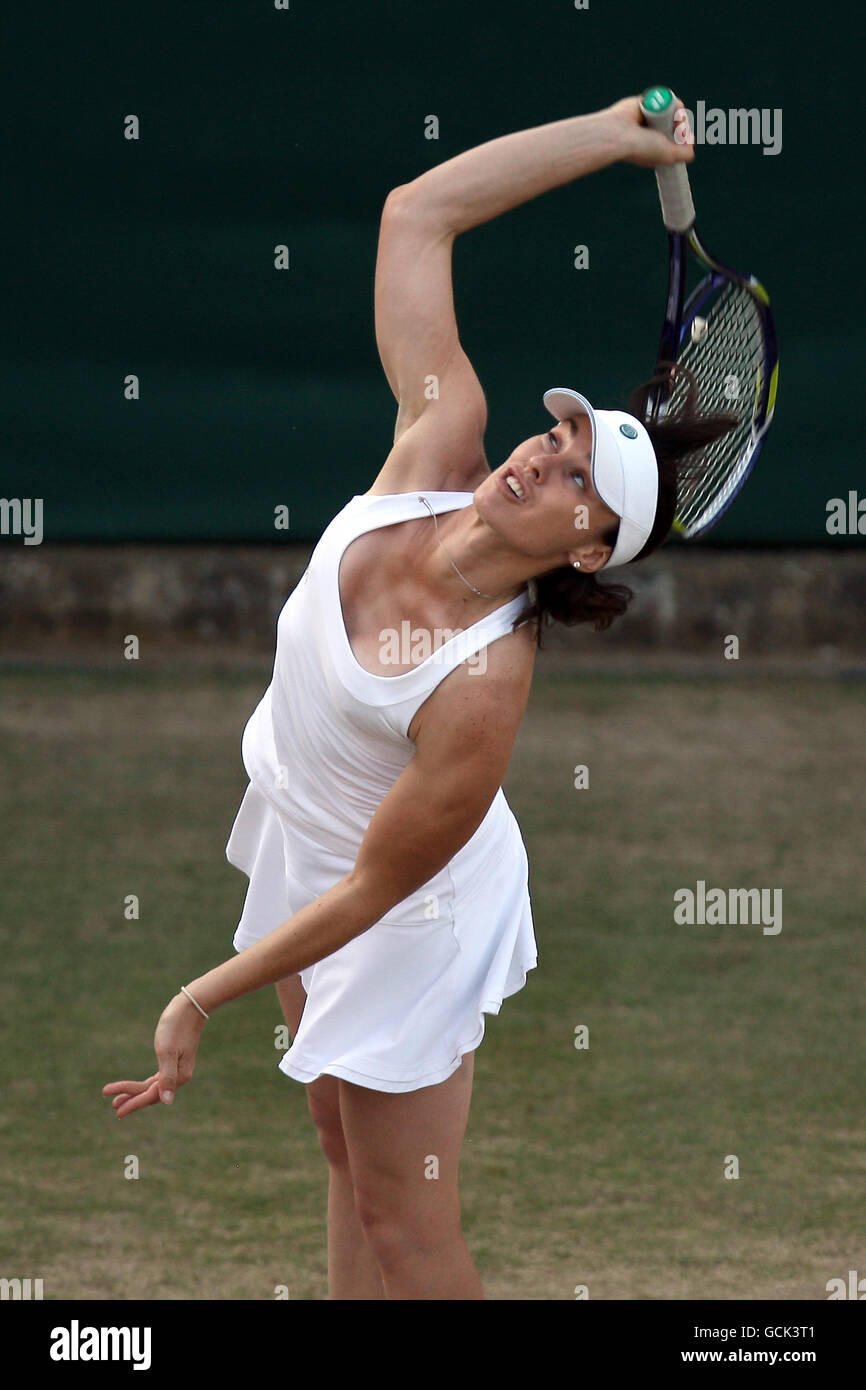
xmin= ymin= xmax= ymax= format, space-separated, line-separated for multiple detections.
xmin=1 ymin=661 xmax=863 ymax=1300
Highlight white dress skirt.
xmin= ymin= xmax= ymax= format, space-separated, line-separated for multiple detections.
xmin=225 ymin=490 xmax=539 ymax=1094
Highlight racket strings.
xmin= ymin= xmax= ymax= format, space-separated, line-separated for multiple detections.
xmin=663 ymin=282 xmax=767 ymax=534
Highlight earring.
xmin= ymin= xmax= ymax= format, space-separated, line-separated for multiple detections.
xmin=572 ymin=560 xmax=581 ymax=569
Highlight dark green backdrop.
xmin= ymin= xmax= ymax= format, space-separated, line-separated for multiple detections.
xmin=2 ymin=1 xmax=860 ymax=544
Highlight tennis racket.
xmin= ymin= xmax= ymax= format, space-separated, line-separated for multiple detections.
xmin=639 ymin=85 xmax=779 ymax=538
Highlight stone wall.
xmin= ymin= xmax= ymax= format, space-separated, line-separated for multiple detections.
xmin=1 ymin=544 xmax=863 ymax=664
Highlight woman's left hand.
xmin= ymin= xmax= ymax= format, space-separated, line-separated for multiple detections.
xmin=102 ymin=993 xmax=206 ymax=1118
xmin=605 ymin=94 xmax=696 ymax=168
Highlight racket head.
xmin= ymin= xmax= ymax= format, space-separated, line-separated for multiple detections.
xmin=650 ymin=236 xmax=779 ymax=539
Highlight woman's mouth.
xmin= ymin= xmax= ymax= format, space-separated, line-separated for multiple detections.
xmin=500 ymin=469 xmax=527 ymax=502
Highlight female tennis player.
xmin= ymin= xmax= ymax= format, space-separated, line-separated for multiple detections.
xmin=104 ymin=95 xmax=736 ymax=1300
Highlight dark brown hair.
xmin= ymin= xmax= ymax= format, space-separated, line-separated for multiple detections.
xmin=514 ymin=363 xmax=738 ymax=647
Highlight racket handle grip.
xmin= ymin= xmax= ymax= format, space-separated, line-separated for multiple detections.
xmin=640 ymin=86 xmax=696 ymax=234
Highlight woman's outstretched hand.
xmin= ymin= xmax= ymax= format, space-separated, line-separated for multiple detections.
xmin=102 ymin=992 xmax=207 ymax=1118
xmin=606 ymin=94 xmax=696 ymax=168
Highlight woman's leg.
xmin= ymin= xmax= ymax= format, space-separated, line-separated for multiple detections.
xmin=274 ymin=976 xmax=385 ymax=1300
xmin=306 ymin=1077 xmax=386 ymax=1300
xmin=339 ymin=1050 xmax=483 ymax=1300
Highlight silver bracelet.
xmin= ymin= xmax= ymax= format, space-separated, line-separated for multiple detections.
xmin=180 ymin=985 xmax=209 ymax=1020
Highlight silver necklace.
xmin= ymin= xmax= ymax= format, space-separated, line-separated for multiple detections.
xmin=418 ymin=495 xmax=506 ymax=599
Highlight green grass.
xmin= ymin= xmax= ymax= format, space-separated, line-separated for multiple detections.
xmin=0 ymin=663 xmax=864 ymax=1299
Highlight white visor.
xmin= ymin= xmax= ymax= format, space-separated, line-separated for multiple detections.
xmin=543 ymin=387 xmax=659 ymax=569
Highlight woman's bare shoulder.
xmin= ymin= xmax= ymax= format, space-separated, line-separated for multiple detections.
xmin=407 ymin=613 xmax=537 ymax=744
xmin=363 ymin=400 xmax=492 ymax=497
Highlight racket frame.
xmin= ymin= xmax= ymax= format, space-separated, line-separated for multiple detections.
xmin=641 ymin=86 xmax=780 ymax=539
xmin=670 ymin=239 xmax=779 ymax=535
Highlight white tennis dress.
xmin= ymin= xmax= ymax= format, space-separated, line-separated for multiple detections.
xmin=225 ymin=489 xmax=538 ymax=1093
